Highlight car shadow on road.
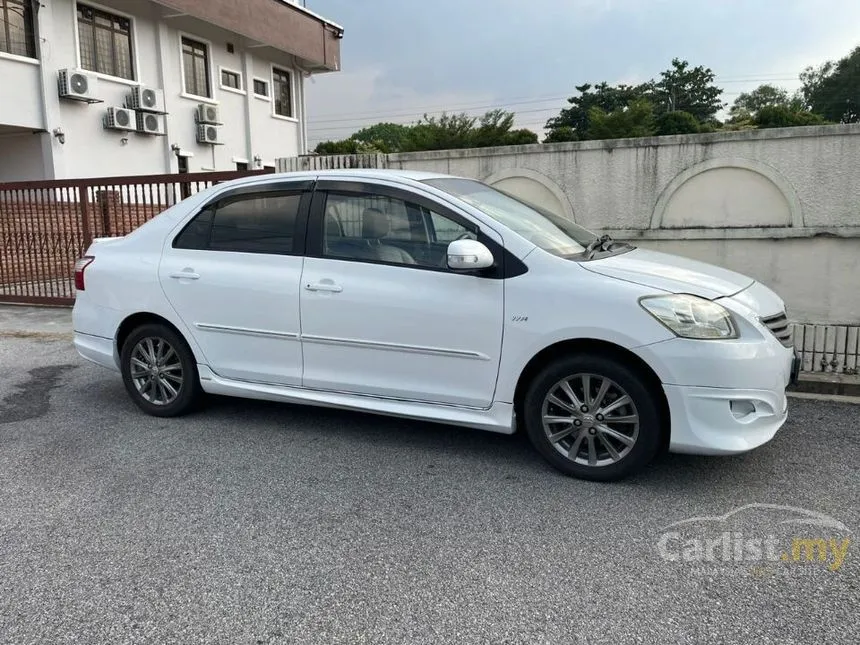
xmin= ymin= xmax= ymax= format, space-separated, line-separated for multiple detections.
xmin=83 ymin=378 xmax=786 ymax=492
xmin=201 ymin=392 xmax=778 ymax=491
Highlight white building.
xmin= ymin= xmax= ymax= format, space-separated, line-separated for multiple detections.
xmin=0 ymin=0 xmax=342 ymax=181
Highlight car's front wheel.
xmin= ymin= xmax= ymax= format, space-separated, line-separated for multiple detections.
xmin=120 ymin=323 xmax=201 ymax=417
xmin=523 ymin=353 xmax=663 ymax=481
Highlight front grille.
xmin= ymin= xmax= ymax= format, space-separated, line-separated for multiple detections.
xmin=761 ymin=312 xmax=793 ymax=347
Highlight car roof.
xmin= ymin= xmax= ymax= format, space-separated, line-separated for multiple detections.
xmin=220 ymin=168 xmax=458 ymax=189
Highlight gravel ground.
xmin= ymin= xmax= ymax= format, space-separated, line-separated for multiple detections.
xmin=0 ymin=336 xmax=858 ymax=645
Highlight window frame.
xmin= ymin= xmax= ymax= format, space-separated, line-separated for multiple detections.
xmin=252 ymin=77 xmax=270 ymax=101
xmin=271 ymin=65 xmax=296 ymax=121
xmin=218 ymin=65 xmax=244 ymax=94
xmin=73 ymin=1 xmax=137 ymax=82
xmin=179 ymin=33 xmax=214 ymax=101
xmin=0 ymin=0 xmax=37 ymax=61
xmin=304 ymin=180 xmax=516 ymax=277
xmin=171 ymin=181 xmax=315 ymax=256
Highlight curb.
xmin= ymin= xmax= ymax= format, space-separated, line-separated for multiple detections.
xmin=790 ymin=374 xmax=860 ymax=398
xmin=0 ymin=330 xmax=73 ymax=340
xmin=788 ymin=391 xmax=860 ymax=405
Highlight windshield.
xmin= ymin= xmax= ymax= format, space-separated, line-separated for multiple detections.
xmin=422 ymin=178 xmax=597 ymax=258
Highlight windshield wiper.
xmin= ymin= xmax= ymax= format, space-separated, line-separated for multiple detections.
xmin=584 ymin=234 xmax=614 ymax=259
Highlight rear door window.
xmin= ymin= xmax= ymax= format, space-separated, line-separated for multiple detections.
xmin=173 ymin=191 xmax=304 ymax=255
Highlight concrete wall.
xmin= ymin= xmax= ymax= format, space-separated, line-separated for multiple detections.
xmin=0 ymin=134 xmax=50 ymax=182
xmin=0 ymin=0 xmax=308 ymax=181
xmin=384 ymin=125 xmax=860 ymax=324
xmin=0 ymin=57 xmax=44 ymax=130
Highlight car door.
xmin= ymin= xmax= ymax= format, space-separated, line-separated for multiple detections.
xmin=299 ymin=179 xmax=504 ymax=409
xmin=159 ymin=181 xmax=311 ymax=385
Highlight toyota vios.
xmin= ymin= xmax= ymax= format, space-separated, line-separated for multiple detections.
xmin=73 ymin=170 xmax=799 ymax=481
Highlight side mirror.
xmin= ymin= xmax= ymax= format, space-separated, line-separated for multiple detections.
xmin=447 ymin=239 xmax=494 ymax=271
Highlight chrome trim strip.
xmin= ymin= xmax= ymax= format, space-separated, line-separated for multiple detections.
xmin=300 ymin=333 xmax=490 ymax=361
xmin=195 ymin=323 xmax=299 ymax=340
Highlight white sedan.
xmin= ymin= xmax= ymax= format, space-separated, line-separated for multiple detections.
xmin=73 ymin=170 xmax=798 ymax=481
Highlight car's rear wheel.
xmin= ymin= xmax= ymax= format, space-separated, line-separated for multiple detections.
xmin=120 ymin=323 xmax=201 ymax=417
xmin=523 ymin=353 xmax=662 ymax=481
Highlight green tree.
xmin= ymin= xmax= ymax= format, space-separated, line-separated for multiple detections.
xmin=316 ymin=110 xmax=538 ymax=154
xmin=401 ymin=113 xmax=477 ymax=152
xmin=586 ymin=99 xmax=656 ymax=140
xmin=798 ymin=60 xmax=836 ymax=109
xmin=470 ymin=109 xmax=538 ymax=147
xmin=504 ymin=129 xmax=539 ymax=145
xmin=543 ymin=126 xmax=578 ymax=143
xmin=652 ymin=58 xmax=724 ymax=122
xmin=351 ymin=122 xmax=410 ymax=153
xmin=544 ymin=82 xmax=650 ymax=140
xmin=730 ymin=84 xmax=793 ymax=118
xmin=754 ymin=105 xmax=827 ymax=128
xmin=314 ymin=138 xmax=382 ymax=154
xmin=803 ymin=46 xmax=860 ymax=123
xmin=655 ymin=110 xmax=700 ymax=135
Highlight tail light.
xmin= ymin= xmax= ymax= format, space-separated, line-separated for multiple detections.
xmin=74 ymin=256 xmax=95 ymax=291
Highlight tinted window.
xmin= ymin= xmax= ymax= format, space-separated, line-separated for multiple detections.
xmin=174 ymin=207 xmax=213 ymax=250
xmin=174 ymin=193 xmax=301 ymax=255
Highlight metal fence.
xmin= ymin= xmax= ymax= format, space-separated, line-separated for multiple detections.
xmin=794 ymin=323 xmax=859 ymax=376
xmin=0 ymin=169 xmax=273 ymax=305
xmin=277 ymin=153 xmax=388 ymax=173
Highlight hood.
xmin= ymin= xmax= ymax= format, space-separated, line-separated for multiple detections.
xmin=581 ymin=248 xmax=754 ymax=299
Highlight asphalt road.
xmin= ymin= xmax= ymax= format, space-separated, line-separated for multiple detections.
xmin=1 ymin=335 xmax=858 ymax=645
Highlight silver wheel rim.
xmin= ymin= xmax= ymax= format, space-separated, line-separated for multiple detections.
xmin=541 ymin=373 xmax=640 ymax=467
xmin=129 ymin=337 xmax=183 ymax=406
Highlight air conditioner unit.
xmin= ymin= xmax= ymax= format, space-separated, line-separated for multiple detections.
xmin=127 ymin=86 xmax=165 ymax=113
xmin=136 ymin=112 xmax=166 ymax=136
xmin=58 ymin=69 xmax=99 ymax=102
xmin=195 ymin=104 xmax=222 ymax=125
xmin=197 ymin=123 xmax=223 ymax=145
xmin=104 ymin=107 xmax=137 ymax=132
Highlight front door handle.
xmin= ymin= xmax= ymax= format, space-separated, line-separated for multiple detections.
xmin=169 ymin=271 xmax=200 ymax=280
xmin=305 ymin=282 xmax=342 ymax=293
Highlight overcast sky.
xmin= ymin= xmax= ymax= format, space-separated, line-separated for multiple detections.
xmin=303 ymin=0 xmax=860 ymax=146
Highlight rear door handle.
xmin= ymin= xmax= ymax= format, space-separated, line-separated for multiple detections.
xmin=305 ymin=282 xmax=342 ymax=293
xmin=169 ymin=271 xmax=200 ymax=280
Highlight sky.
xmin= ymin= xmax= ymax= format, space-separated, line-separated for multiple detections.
xmin=303 ymin=0 xmax=860 ymax=146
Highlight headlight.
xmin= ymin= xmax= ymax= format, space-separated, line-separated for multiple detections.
xmin=639 ymin=294 xmax=738 ymax=340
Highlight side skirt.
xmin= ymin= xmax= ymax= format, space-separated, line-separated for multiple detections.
xmin=197 ymin=365 xmax=516 ymax=434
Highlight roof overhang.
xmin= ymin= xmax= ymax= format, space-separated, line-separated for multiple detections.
xmin=153 ymin=0 xmax=342 ymax=72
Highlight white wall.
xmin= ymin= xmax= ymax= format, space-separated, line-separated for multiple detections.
xmin=0 ymin=56 xmax=44 ymax=130
xmin=0 ymin=134 xmax=49 ymax=182
xmin=1 ymin=0 xmax=306 ymax=180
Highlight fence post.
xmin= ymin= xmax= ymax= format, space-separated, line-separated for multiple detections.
xmin=79 ymin=186 xmax=93 ymax=250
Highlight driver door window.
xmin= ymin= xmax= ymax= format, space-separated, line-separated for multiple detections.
xmin=322 ymin=192 xmax=474 ymax=269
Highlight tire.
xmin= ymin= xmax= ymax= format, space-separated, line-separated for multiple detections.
xmin=522 ymin=353 xmax=662 ymax=481
xmin=120 ymin=323 xmax=201 ymax=417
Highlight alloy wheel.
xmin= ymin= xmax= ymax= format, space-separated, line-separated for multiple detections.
xmin=541 ymin=373 xmax=640 ymax=467
xmin=129 ymin=336 xmax=184 ymax=406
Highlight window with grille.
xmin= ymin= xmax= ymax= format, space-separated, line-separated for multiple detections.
xmin=77 ymin=4 xmax=134 ymax=80
xmin=0 ymin=0 xmax=36 ymax=59
xmin=220 ymin=68 xmax=241 ymax=90
xmin=182 ymin=36 xmax=210 ymax=98
xmin=253 ymin=79 xmax=269 ymax=97
xmin=273 ymin=67 xmax=293 ymax=118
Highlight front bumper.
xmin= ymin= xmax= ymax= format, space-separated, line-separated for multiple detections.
xmin=634 ymin=333 xmax=795 ymax=455
xmin=665 ymin=384 xmax=788 ymax=455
